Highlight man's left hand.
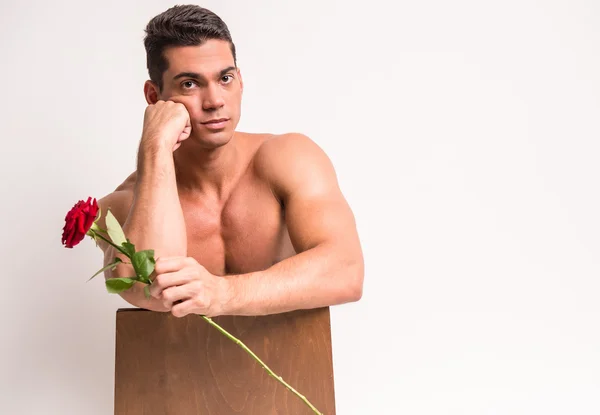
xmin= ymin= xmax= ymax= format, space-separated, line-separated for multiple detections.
xmin=149 ymin=256 xmax=232 ymax=318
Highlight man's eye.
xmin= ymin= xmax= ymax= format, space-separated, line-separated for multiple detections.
xmin=182 ymin=81 xmax=196 ymax=89
xmin=222 ymin=75 xmax=233 ymax=83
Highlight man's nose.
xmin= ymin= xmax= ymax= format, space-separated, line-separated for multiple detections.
xmin=202 ymin=83 xmax=225 ymax=110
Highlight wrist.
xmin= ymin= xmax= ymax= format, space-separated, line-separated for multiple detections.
xmin=140 ymin=130 xmax=174 ymax=154
xmin=218 ymin=275 xmax=247 ymax=316
xmin=137 ymin=143 xmax=174 ymax=174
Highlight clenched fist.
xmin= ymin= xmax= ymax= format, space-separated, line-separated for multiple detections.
xmin=141 ymin=100 xmax=191 ymax=153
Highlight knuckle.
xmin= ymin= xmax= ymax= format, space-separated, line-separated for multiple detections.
xmin=190 ymin=282 xmax=203 ymax=295
xmin=171 ymin=303 xmax=184 ymax=318
xmin=153 ymin=275 xmax=164 ymax=287
xmin=193 ymin=269 xmax=204 ymax=280
xmin=194 ymin=295 xmax=207 ymax=309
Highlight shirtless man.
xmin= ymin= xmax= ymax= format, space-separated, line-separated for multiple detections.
xmin=97 ymin=5 xmax=364 ymax=318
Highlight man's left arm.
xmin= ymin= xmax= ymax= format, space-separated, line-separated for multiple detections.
xmin=224 ymin=133 xmax=364 ymax=316
xmin=149 ymin=133 xmax=364 ymax=317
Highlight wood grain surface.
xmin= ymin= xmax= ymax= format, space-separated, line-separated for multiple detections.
xmin=114 ymin=307 xmax=336 ymax=415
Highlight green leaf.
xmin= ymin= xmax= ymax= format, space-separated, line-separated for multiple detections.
xmin=132 ymin=250 xmax=155 ymax=283
xmin=122 ymin=240 xmax=136 ymax=258
xmin=105 ymin=277 xmax=136 ymax=294
xmin=105 ymin=210 xmax=127 ymax=248
xmin=87 ymin=257 xmax=122 ymax=282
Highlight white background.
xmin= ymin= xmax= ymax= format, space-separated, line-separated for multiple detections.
xmin=1 ymin=0 xmax=599 ymax=414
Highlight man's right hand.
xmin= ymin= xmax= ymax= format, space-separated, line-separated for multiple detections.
xmin=141 ymin=100 xmax=192 ymax=153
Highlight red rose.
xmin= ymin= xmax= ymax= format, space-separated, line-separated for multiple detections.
xmin=62 ymin=197 xmax=99 ymax=248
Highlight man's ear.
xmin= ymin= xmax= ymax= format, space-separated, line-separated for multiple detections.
xmin=144 ymin=80 xmax=160 ymax=104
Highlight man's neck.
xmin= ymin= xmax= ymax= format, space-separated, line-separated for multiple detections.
xmin=172 ymin=133 xmax=241 ymax=201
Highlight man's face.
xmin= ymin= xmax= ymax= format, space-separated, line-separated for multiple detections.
xmin=154 ymin=39 xmax=242 ymax=148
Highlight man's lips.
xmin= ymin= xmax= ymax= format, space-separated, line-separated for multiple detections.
xmin=201 ymin=118 xmax=229 ymax=129
xmin=202 ymin=118 xmax=229 ymax=124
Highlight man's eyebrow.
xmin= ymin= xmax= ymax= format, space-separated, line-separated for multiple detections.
xmin=173 ymin=72 xmax=202 ymax=81
xmin=172 ymin=67 xmax=237 ymax=81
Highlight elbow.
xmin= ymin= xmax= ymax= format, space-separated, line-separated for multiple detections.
xmin=351 ymin=272 xmax=364 ymax=302
xmin=352 ymin=281 xmax=363 ymax=302
xmin=345 ymin=258 xmax=364 ymax=303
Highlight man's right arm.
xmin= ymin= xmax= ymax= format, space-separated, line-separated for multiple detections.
xmin=97 ymin=101 xmax=191 ymax=311
xmin=96 ymin=185 xmax=176 ymax=312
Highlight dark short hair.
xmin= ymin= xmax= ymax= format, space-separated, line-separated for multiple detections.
xmin=144 ymin=5 xmax=237 ymax=91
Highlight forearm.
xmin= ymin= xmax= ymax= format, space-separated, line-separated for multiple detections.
xmin=224 ymin=243 xmax=364 ymax=316
xmin=123 ymin=149 xmax=187 ymax=256
xmin=107 ymin=149 xmax=186 ymax=311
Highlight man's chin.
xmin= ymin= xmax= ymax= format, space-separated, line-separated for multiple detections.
xmin=188 ymin=131 xmax=233 ymax=148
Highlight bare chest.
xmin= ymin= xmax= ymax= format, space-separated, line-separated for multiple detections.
xmin=180 ymin=177 xmax=294 ymax=276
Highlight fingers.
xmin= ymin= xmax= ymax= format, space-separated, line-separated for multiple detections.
xmin=149 ymin=270 xmax=192 ymax=298
xmin=160 ymin=282 xmax=207 ymax=316
xmin=154 ymin=256 xmax=190 ymax=274
xmin=160 ymin=284 xmax=193 ymax=306
xmin=171 ymin=299 xmax=195 ymax=318
xmin=171 ymin=294 xmax=213 ymax=318
xmin=149 ymin=256 xmax=202 ymax=298
xmin=177 ymin=125 xmax=191 ymax=144
xmin=149 ymin=256 xmax=216 ymax=317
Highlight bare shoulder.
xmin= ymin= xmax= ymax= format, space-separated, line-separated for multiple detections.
xmin=253 ymin=132 xmax=327 ymax=162
xmin=95 ymin=172 xmax=136 ymax=251
xmin=253 ymin=132 xmax=339 ymax=198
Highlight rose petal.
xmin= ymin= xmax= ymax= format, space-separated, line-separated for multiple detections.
xmin=62 ymin=197 xmax=99 ymax=248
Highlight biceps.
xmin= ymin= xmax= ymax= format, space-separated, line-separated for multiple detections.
xmin=285 ymin=191 xmax=357 ymax=252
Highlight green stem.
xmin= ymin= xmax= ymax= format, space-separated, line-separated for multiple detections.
xmin=200 ymin=315 xmax=324 ymax=415
xmin=92 ymin=230 xmax=130 ymax=258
